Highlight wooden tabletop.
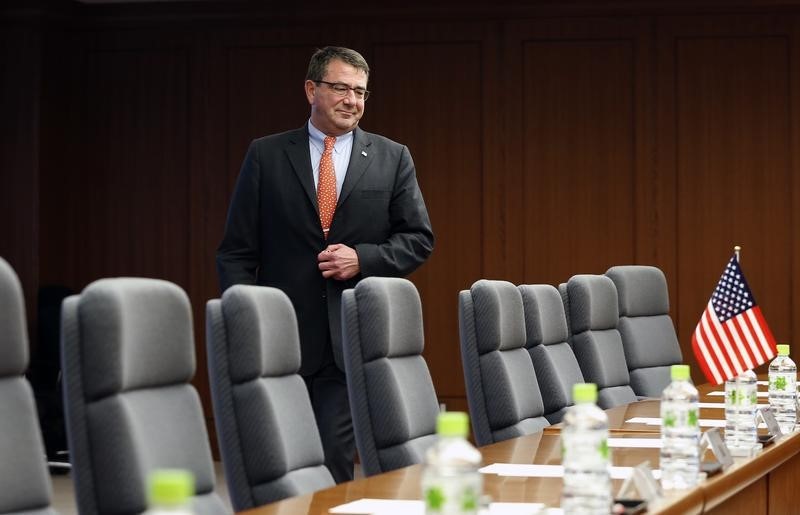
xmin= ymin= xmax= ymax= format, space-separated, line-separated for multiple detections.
xmin=241 ymin=378 xmax=799 ymax=515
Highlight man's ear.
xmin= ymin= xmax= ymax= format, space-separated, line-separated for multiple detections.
xmin=304 ymin=80 xmax=316 ymax=105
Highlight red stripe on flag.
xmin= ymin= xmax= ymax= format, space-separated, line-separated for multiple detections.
xmin=749 ymin=306 xmax=777 ymax=359
xmin=733 ymin=313 xmax=764 ymax=364
xmin=704 ymin=310 xmax=739 ymax=376
xmin=719 ymin=317 xmax=753 ymax=373
xmin=692 ymin=332 xmax=720 ymax=385
xmin=725 ymin=315 xmax=757 ymax=369
xmin=692 ymin=305 xmax=725 ymax=384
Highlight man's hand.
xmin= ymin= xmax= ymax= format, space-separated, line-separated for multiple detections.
xmin=318 ymin=243 xmax=360 ymax=280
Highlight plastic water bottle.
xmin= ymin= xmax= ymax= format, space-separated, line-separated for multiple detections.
xmin=560 ymin=383 xmax=611 ymax=515
xmin=422 ymin=411 xmax=482 ymax=515
xmin=769 ymin=344 xmax=797 ymax=434
xmin=144 ymin=469 xmax=195 ymax=515
xmin=659 ymin=364 xmax=699 ymax=490
xmin=725 ymin=369 xmax=759 ymax=455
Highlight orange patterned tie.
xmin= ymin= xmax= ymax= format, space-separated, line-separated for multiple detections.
xmin=317 ymin=136 xmax=337 ymax=238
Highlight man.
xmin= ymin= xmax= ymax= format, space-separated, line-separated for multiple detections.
xmin=216 ymin=46 xmax=434 ymax=483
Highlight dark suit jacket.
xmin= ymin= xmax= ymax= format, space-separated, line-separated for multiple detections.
xmin=217 ymin=124 xmax=434 ymax=374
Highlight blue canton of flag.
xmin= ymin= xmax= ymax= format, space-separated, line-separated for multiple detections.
xmin=711 ymin=259 xmax=754 ymax=322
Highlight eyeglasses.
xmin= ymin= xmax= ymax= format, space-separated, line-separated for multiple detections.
xmin=316 ymin=80 xmax=370 ymax=101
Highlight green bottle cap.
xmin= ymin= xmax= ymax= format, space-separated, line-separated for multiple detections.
xmin=671 ymin=364 xmax=690 ymax=381
xmin=148 ymin=469 xmax=194 ymax=507
xmin=436 ymin=411 xmax=470 ymax=437
xmin=573 ymin=383 xmax=598 ymax=404
xmin=777 ymin=344 xmax=790 ymax=356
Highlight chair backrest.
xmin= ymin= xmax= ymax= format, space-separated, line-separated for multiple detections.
xmin=205 ymin=285 xmax=334 ymax=511
xmin=458 ymin=280 xmax=549 ymax=445
xmin=564 ymin=274 xmax=637 ymax=409
xmin=518 ymin=283 xmax=585 ymax=424
xmin=605 ymin=265 xmax=682 ymax=397
xmin=61 ymin=278 xmax=229 ymax=515
xmin=0 ymin=257 xmax=57 ymax=515
xmin=340 ymin=277 xmax=439 ymax=476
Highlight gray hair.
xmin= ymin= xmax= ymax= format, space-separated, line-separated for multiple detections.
xmin=306 ymin=46 xmax=370 ymax=82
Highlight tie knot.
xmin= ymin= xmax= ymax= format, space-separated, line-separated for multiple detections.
xmin=324 ymin=136 xmax=336 ymax=152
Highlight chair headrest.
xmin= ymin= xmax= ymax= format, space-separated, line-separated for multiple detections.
xmin=566 ymin=274 xmax=619 ymax=333
xmin=469 ymin=279 xmax=526 ymax=353
xmin=0 ymin=257 xmax=28 ymax=376
xmin=518 ymin=284 xmax=569 ymax=347
xmin=352 ymin=277 xmax=424 ymax=361
xmin=606 ymin=265 xmax=670 ymax=317
xmin=78 ymin=277 xmax=195 ymax=399
xmin=220 ymin=284 xmax=300 ymax=382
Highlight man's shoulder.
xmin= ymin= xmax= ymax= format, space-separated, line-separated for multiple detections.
xmin=250 ymin=126 xmax=306 ymax=147
xmin=355 ymin=127 xmax=405 ymax=151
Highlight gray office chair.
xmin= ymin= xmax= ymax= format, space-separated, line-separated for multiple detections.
xmin=458 ymin=280 xmax=550 ymax=446
xmin=205 ymin=285 xmax=334 ymax=510
xmin=518 ymin=283 xmax=585 ymax=424
xmin=0 ymin=257 xmax=57 ymax=515
xmin=341 ymin=277 xmax=439 ymax=476
xmin=60 ymin=278 xmax=229 ymax=515
xmin=605 ymin=265 xmax=682 ymax=397
xmin=564 ymin=274 xmax=637 ymax=409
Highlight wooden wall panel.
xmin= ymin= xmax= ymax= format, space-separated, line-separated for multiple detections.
xmin=0 ymin=25 xmax=40 ymax=333
xmin=367 ymin=41 xmax=484 ymax=400
xmin=522 ymin=39 xmax=637 ymax=282
xmin=793 ymin=17 xmax=800 ymax=354
xmin=504 ymin=19 xmax=652 ymax=290
xmin=660 ymin=16 xmax=796 ymax=378
xmin=41 ymin=47 xmax=191 ymax=288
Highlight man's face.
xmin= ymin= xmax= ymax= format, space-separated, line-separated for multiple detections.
xmin=305 ymin=59 xmax=368 ymax=136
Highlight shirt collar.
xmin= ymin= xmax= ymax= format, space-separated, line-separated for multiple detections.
xmin=308 ymin=120 xmax=353 ymax=152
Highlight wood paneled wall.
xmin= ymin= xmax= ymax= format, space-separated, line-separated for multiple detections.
xmin=2 ymin=1 xmax=799 ymax=418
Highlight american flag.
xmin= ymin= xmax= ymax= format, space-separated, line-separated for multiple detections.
xmin=691 ymin=255 xmax=777 ymax=385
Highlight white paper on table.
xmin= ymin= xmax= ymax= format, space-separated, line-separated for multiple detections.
xmin=708 ymin=391 xmax=769 ymax=398
xmin=608 ymin=437 xmax=662 ymax=448
xmin=625 ymin=416 xmax=726 ymax=428
xmin=328 ymin=499 xmax=546 ymax=515
xmin=479 ymin=463 xmax=660 ymax=480
xmin=698 ymin=402 xmax=769 ymax=409
xmin=626 ymin=416 xmax=769 ymax=429
xmin=328 ymin=499 xmax=423 ymax=514
xmin=480 ymin=463 xmax=565 ymax=478
xmin=486 ymin=503 xmax=547 ymax=514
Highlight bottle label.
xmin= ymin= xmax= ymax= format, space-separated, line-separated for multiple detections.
xmin=423 ymin=475 xmax=481 ymax=514
xmin=662 ymin=405 xmax=699 ymax=428
xmin=727 ymin=386 xmax=757 ymax=406
xmin=770 ymin=372 xmax=796 ymax=392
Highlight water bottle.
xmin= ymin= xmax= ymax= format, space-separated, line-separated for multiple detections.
xmin=422 ymin=411 xmax=482 ymax=515
xmin=724 ymin=369 xmax=758 ymax=455
xmin=560 ymin=383 xmax=611 ymax=515
xmin=659 ymin=364 xmax=700 ymax=490
xmin=144 ymin=469 xmax=195 ymax=515
xmin=769 ymin=344 xmax=797 ymax=434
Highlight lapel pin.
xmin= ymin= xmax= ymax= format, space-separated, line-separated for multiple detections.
xmin=361 ymin=150 xmax=368 ymax=157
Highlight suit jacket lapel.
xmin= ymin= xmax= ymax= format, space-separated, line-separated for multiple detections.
xmin=339 ymin=127 xmax=373 ymax=207
xmin=286 ymin=125 xmax=318 ymax=213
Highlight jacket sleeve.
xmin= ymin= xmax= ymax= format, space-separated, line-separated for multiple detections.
xmin=355 ymin=145 xmax=434 ymax=278
xmin=216 ymin=141 xmax=261 ymax=292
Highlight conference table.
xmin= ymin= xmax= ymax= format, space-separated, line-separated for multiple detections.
xmin=242 ymin=380 xmax=800 ymax=515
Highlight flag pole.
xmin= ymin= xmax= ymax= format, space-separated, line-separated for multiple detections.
xmin=734 ymin=245 xmax=741 ymax=262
